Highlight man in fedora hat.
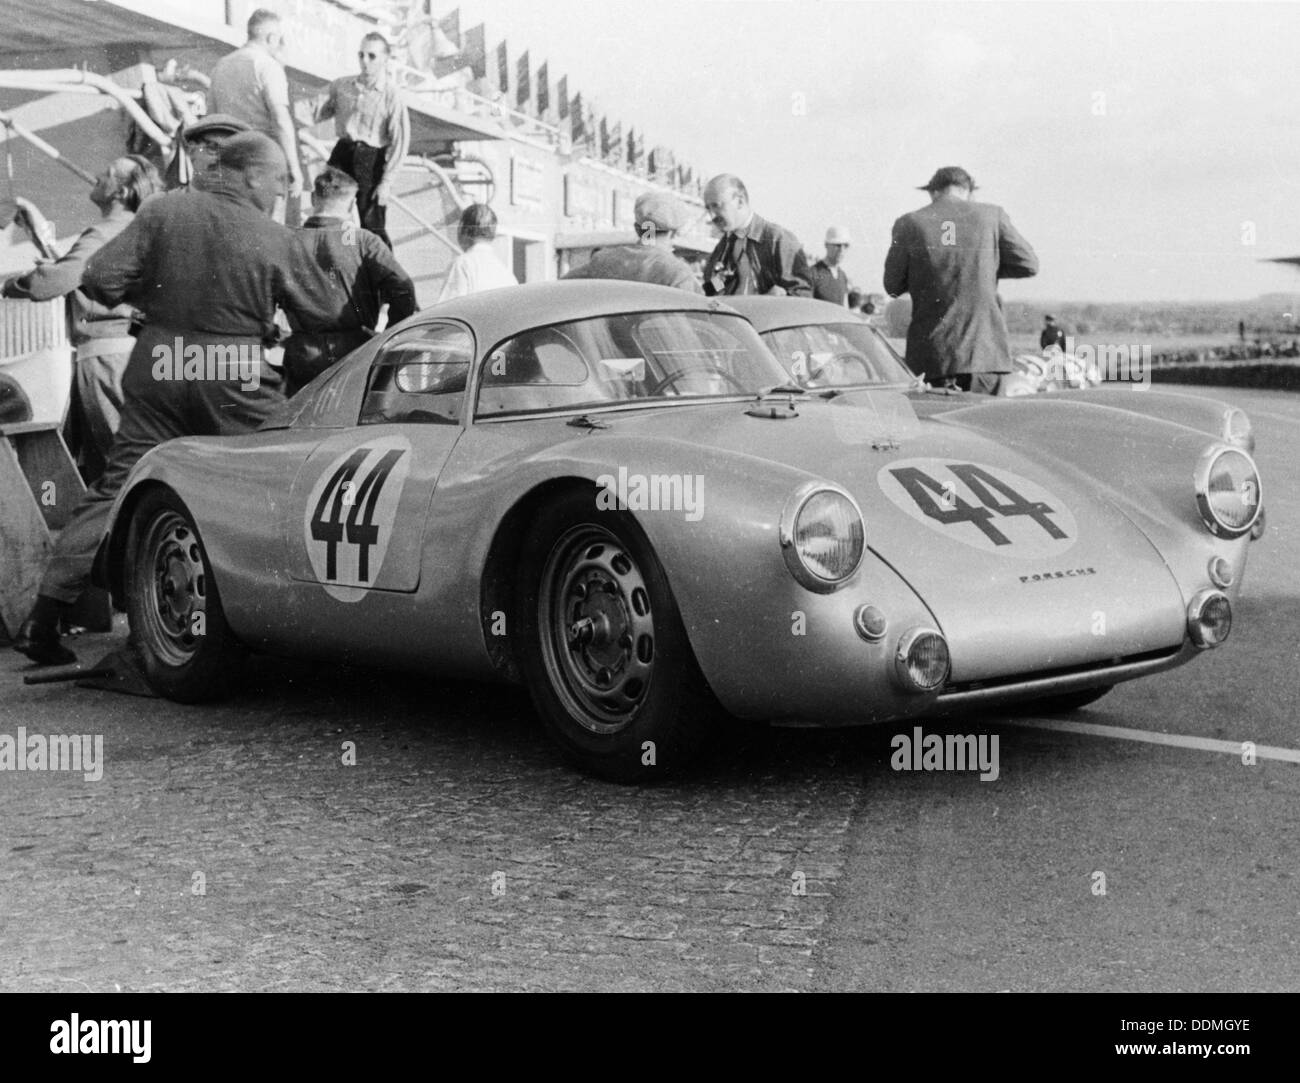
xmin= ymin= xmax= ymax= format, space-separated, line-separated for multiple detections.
xmin=883 ymin=166 xmax=1038 ymax=393
xmin=564 ymin=191 xmax=700 ymax=291
xmin=810 ymin=225 xmax=853 ymax=306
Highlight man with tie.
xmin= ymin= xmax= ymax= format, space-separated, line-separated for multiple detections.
xmin=701 ymin=174 xmax=812 ymax=297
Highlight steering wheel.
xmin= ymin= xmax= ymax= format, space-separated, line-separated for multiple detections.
xmin=647 ymin=366 xmax=748 ymax=396
xmin=808 ymin=353 xmax=874 ymax=384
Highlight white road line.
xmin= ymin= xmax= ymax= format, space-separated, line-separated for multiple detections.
xmin=1000 ymin=717 xmax=1300 ymax=763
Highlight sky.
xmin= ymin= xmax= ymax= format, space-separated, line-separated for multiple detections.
xmin=459 ymin=0 xmax=1300 ymax=302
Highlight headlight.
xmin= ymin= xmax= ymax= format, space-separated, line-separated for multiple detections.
xmin=1194 ymin=446 xmax=1262 ymax=538
xmin=779 ymin=484 xmax=865 ymax=591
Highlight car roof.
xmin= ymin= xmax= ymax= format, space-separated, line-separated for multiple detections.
xmin=403 ymin=280 xmax=741 ymax=349
xmin=271 ymin=281 xmax=748 ymax=431
xmin=724 ymin=295 xmax=867 ymax=333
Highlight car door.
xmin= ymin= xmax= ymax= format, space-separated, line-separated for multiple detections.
xmin=280 ymin=320 xmax=475 ymax=603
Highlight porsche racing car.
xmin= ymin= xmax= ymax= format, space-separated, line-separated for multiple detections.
xmin=95 ymin=283 xmax=1264 ymax=779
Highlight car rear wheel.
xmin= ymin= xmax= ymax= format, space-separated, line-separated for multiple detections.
xmin=124 ymin=489 xmax=242 ymax=702
xmin=517 ymin=489 xmax=719 ymax=781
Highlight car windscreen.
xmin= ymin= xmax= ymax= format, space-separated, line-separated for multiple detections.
xmin=475 ymin=310 xmax=789 ymax=418
xmin=763 ymin=322 xmax=917 ymax=389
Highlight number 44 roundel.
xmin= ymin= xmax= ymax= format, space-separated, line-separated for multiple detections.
xmin=877 ymin=459 xmax=1079 ymax=558
xmin=303 ymin=436 xmax=413 ymax=601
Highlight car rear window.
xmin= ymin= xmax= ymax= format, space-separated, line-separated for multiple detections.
xmin=361 ymin=323 xmax=474 ymax=425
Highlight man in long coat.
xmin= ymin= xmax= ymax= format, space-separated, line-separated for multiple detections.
xmin=883 ymin=167 xmax=1039 ymax=393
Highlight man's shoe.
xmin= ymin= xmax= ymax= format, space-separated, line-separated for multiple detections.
xmin=12 ymin=620 xmax=78 ymax=666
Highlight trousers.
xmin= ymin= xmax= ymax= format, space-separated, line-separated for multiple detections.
xmin=38 ymin=326 xmax=286 ymax=605
xmin=328 ymin=137 xmax=391 ymax=249
xmin=67 ymin=346 xmax=131 ymax=482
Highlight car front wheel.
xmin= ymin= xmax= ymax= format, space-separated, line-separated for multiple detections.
xmin=124 ymin=489 xmax=242 ymax=702
xmin=517 ymin=489 xmax=719 ymax=780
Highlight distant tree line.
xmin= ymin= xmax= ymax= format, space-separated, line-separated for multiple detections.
xmin=883 ymin=295 xmax=1300 ymax=338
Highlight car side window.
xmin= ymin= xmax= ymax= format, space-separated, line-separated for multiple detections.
xmin=360 ymin=323 xmax=474 ymax=425
xmin=476 ymin=325 xmax=602 ymax=415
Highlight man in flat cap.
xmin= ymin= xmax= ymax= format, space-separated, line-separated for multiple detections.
xmin=810 ymin=225 xmax=853 ymax=306
xmin=167 ymin=113 xmax=250 ymax=190
xmin=11 ymin=132 xmax=324 ymax=666
xmin=701 ymin=174 xmax=812 ymax=297
xmin=884 ymin=166 xmax=1038 ymax=393
xmin=563 ymin=191 xmax=700 ymax=291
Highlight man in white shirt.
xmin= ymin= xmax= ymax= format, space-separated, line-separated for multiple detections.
xmin=438 ymin=203 xmax=518 ymax=301
xmin=208 ymin=9 xmax=303 ymax=218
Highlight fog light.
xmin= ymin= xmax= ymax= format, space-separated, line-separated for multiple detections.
xmin=1207 ymin=556 xmax=1234 ymax=589
xmin=894 ymin=628 xmax=950 ymax=692
xmin=854 ymin=604 xmax=887 ymax=641
xmin=1187 ymin=589 xmax=1231 ymax=649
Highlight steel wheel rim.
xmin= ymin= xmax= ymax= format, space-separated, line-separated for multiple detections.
xmin=538 ymin=524 xmax=656 ymax=735
xmin=139 ymin=510 xmax=208 ymax=668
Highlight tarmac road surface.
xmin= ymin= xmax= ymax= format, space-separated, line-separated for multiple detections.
xmin=1 ymin=385 xmax=1296 ymax=992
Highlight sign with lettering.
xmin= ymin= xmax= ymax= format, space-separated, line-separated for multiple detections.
xmin=564 ymin=173 xmax=602 ymax=220
xmin=511 ymin=155 xmax=545 ymax=210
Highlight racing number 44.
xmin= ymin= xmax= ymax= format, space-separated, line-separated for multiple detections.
xmin=310 ymin=448 xmax=405 ymax=582
xmin=889 ymin=462 xmax=1068 ymax=546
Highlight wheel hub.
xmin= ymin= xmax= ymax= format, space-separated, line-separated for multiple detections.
xmin=140 ymin=513 xmax=208 ymax=666
xmin=542 ymin=530 xmax=656 ymax=734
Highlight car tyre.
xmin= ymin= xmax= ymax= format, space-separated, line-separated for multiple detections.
xmin=124 ymin=488 xmax=243 ymax=702
xmin=517 ymin=489 xmax=719 ymax=781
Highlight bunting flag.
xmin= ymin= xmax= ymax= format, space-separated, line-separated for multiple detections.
xmin=536 ymin=61 xmax=549 ymax=115
xmin=516 ymin=50 xmax=531 ymax=110
xmin=440 ymin=8 xmax=461 ymax=45
xmin=605 ymin=120 xmax=623 ymax=166
xmin=431 ymin=9 xmax=464 ymax=77
xmin=557 ymin=75 xmax=569 ymax=119
xmin=570 ymin=92 xmax=586 ymax=143
xmin=649 ymin=145 xmax=676 ymax=180
xmin=461 ymin=23 xmax=487 ymax=80
xmin=496 ymin=40 xmax=510 ymax=97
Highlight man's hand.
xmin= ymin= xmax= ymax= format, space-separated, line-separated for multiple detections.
xmin=375 ymin=181 xmax=392 ymax=207
xmin=288 ymin=172 xmax=304 ymax=199
xmin=765 ymin=284 xmax=787 ymax=297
